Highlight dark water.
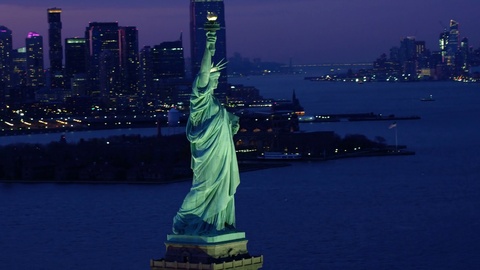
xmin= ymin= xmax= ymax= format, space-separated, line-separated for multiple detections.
xmin=1 ymin=74 xmax=480 ymax=269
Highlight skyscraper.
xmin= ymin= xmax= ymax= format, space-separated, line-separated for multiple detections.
xmin=11 ymin=47 xmax=27 ymax=88
xmin=139 ymin=46 xmax=153 ymax=100
xmin=48 ymin=7 xmax=64 ymax=89
xmin=415 ymin=40 xmax=430 ymax=70
xmin=152 ymin=38 xmax=185 ymax=80
xmin=458 ymin=37 xmax=470 ymax=76
xmin=65 ymin=37 xmax=86 ymax=90
xmin=26 ymin=32 xmax=45 ymax=89
xmin=439 ymin=20 xmax=460 ymax=67
xmin=119 ymin=26 xmax=139 ymax=96
xmin=149 ymin=37 xmax=187 ymax=104
xmin=190 ymin=0 xmax=227 ymax=99
xmin=439 ymin=29 xmax=449 ymax=64
xmin=0 ymin=25 xmax=13 ymax=95
xmin=447 ymin=20 xmax=459 ymax=58
xmin=85 ymin=22 xmax=120 ymax=99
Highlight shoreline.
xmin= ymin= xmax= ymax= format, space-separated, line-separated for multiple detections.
xmin=0 ymin=150 xmax=414 ymax=185
xmin=0 ymin=161 xmax=291 ymax=185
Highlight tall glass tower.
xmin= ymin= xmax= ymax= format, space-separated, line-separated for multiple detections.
xmin=0 ymin=26 xmax=13 ymax=93
xmin=447 ymin=20 xmax=459 ymax=57
xmin=65 ymin=37 xmax=86 ymax=90
xmin=438 ymin=29 xmax=449 ymax=63
xmin=85 ymin=22 xmax=120 ymax=98
xmin=190 ymin=0 xmax=227 ymax=99
xmin=119 ymin=26 xmax=139 ymax=96
xmin=152 ymin=38 xmax=185 ymax=80
xmin=48 ymin=8 xmax=64 ymax=89
xmin=26 ymin=32 xmax=44 ymax=88
xmin=12 ymin=47 xmax=27 ymax=88
xmin=440 ymin=20 xmax=460 ymax=67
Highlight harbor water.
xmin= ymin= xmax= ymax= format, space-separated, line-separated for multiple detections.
xmin=1 ymin=72 xmax=480 ymax=269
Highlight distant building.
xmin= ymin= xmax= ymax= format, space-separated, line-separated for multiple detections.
xmin=227 ymin=84 xmax=262 ymax=103
xmin=236 ymin=110 xmax=300 ymax=134
xmin=399 ymin=37 xmax=417 ymax=79
xmin=26 ymin=32 xmax=45 ymax=89
xmin=415 ymin=41 xmax=431 ymax=71
xmin=439 ymin=28 xmax=449 ymax=64
xmin=151 ymin=38 xmax=186 ymax=104
xmin=139 ymin=46 xmax=154 ymax=101
xmin=447 ymin=20 xmax=459 ymax=60
xmin=190 ymin=0 xmax=228 ymax=100
xmin=47 ymin=7 xmax=64 ymax=89
xmin=153 ymin=37 xmax=185 ymax=80
xmin=0 ymin=25 xmax=13 ymax=96
xmin=71 ymin=73 xmax=88 ymax=96
xmin=119 ymin=26 xmax=139 ymax=96
xmin=85 ymin=22 xmax=139 ymax=102
xmin=458 ymin=37 xmax=470 ymax=76
xmin=85 ymin=22 xmax=120 ymax=99
xmin=11 ymin=47 xmax=27 ymax=88
xmin=64 ymin=37 xmax=87 ymax=91
xmin=439 ymin=20 xmax=460 ymax=68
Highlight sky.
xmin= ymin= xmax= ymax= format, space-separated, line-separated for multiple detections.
xmin=1 ymin=0 xmax=480 ymax=65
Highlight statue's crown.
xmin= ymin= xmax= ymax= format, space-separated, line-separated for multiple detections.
xmin=210 ymin=58 xmax=227 ymax=73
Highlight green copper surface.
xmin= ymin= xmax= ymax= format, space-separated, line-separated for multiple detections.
xmin=172 ymin=26 xmax=240 ymax=236
xmin=167 ymin=232 xmax=246 ymax=244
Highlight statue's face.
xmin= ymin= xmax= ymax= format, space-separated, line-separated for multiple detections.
xmin=212 ymin=78 xmax=219 ymax=89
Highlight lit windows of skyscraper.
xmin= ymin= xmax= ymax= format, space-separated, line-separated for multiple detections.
xmin=415 ymin=41 xmax=430 ymax=70
xmin=47 ymin=7 xmax=64 ymax=89
xmin=139 ymin=46 xmax=153 ymax=100
xmin=415 ymin=41 xmax=426 ymax=57
xmin=65 ymin=37 xmax=87 ymax=91
xmin=119 ymin=26 xmax=139 ymax=96
xmin=190 ymin=0 xmax=228 ymax=100
xmin=85 ymin=22 xmax=139 ymax=102
xmin=438 ymin=29 xmax=449 ymax=64
xmin=447 ymin=20 xmax=459 ymax=57
xmin=85 ymin=22 xmax=120 ymax=99
xmin=458 ymin=37 xmax=470 ymax=76
xmin=12 ymin=47 xmax=27 ymax=88
xmin=152 ymin=38 xmax=185 ymax=80
xmin=0 ymin=25 xmax=13 ymax=96
xmin=26 ymin=32 xmax=45 ymax=89
xmin=439 ymin=20 xmax=460 ymax=67
xmin=150 ymin=37 xmax=186 ymax=104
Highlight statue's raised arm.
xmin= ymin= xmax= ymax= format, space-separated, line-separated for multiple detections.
xmin=197 ymin=31 xmax=216 ymax=88
xmin=172 ymin=12 xmax=241 ymax=236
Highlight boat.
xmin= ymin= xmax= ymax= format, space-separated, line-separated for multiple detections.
xmin=421 ymin=94 xmax=435 ymax=101
xmin=257 ymin=152 xmax=302 ymax=160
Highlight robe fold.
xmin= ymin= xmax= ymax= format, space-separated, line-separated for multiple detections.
xmin=172 ymin=74 xmax=240 ymax=236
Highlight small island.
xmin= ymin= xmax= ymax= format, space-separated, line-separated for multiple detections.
xmin=0 ymin=126 xmax=413 ymax=184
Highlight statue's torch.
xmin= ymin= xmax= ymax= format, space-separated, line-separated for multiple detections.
xmin=204 ymin=12 xmax=220 ymax=56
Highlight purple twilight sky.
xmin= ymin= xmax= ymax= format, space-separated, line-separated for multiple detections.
xmin=1 ymin=0 xmax=480 ymax=65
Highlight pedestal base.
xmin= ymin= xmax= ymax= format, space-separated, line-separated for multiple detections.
xmin=151 ymin=232 xmax=263 ymax=270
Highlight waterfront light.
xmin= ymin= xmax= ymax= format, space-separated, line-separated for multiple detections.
xmin=21 ymin=120 xmax=32 ymax=126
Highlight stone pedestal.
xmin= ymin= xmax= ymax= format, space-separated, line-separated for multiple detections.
xmin=151 ymin=232 xmax=263 ymax=270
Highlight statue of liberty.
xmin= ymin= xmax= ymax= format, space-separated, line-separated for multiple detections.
xmin=172 ymin=13 xmax=240 ymax=236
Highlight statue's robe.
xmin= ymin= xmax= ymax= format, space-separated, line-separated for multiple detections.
xmin=172 ymin=74 xmax=240 ymax=235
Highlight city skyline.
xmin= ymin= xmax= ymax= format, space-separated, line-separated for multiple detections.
xmin=1 ymin=0 xmax=480 ymax=65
